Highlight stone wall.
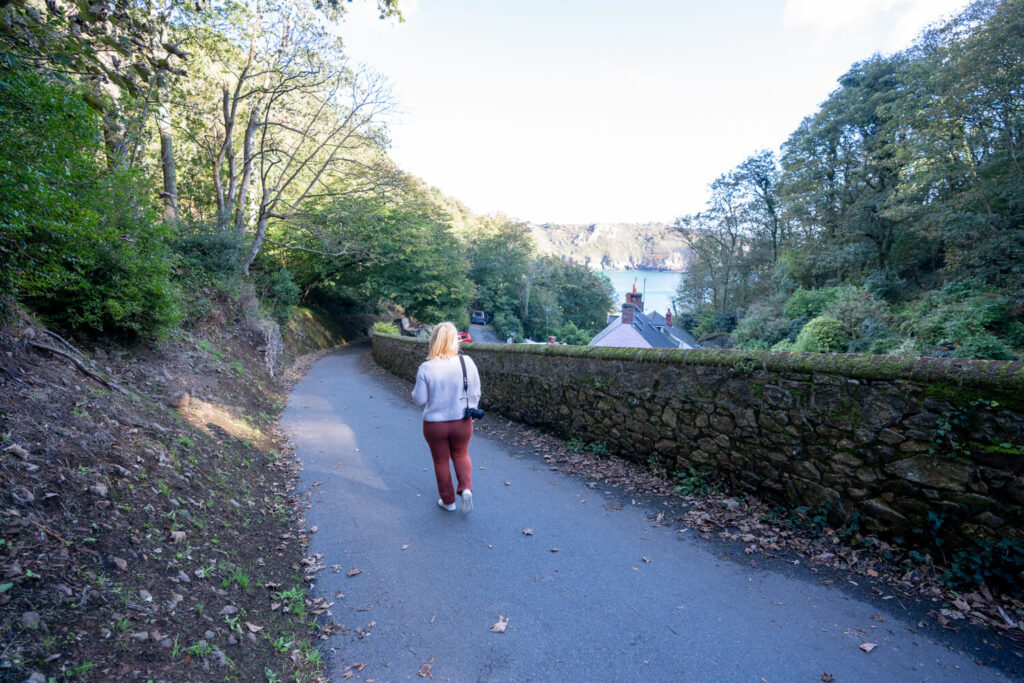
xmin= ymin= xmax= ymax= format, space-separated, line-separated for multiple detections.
xmin=373 ymin=334 xmax=1024 ymax=556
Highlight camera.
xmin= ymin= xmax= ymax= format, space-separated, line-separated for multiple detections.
xmin=464 ymin=407 xmax=485 ymax=420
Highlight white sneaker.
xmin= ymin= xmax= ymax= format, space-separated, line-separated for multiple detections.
xmin=437 ymin=498 xmax=456 ymax=511
xmin=461 ymin=489 xmax=473 ymax=516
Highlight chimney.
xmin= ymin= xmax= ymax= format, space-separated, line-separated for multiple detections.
xmin=621 ymin=302 xmax=635 ymax=325
xmin=625 ymin=283 xmax=643 ymax=311
xmin=665 ymin=309 xmax=672 ymax=327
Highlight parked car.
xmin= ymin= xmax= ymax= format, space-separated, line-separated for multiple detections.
xmin=470 ymin=310 xmax=488 ymax=325
xmin=458 ymin=331 xmax=473 ymax=343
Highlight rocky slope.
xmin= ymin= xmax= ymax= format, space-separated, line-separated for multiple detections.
xmin=525 ymin=222 xmax=692 ymax=271
xmin=0 ymin=299 xmax=353 ymax=683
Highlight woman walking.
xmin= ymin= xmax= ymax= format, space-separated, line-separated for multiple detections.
xmin=412 ymin=322 xmax=481 ymax=515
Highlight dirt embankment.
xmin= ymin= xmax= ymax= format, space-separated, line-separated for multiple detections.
xmin=0 ymin=303 xmax=351 ymax=682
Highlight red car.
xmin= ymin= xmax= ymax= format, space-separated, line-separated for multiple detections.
xmin=458 ymin=331 xmax=472 ymax=343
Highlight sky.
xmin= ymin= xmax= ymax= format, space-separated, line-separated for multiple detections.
xmin=337 ymin=0 xmax=971 ymax=225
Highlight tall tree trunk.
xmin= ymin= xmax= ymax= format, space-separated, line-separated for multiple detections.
xmin=243 ymin=213 xmax=268 ymax=276
xmin=156 ymin=70 xmax=179 ymax=224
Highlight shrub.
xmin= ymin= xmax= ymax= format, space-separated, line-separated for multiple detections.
xmin=492 ymin=311 xmax=523 ymax=342
xmin=731 ymin=302 xmax=791 ymax=349
xmin=372 ymin=321 xmax=398 ymax=334
xmin=863 ymin=269 xmax=908 ymax=302
xmin=792 ymin=316 xmax=849 ymax=353
xmin=554 ymin=321 xmax=592 ymax=345
xmin=256 ymin=268 xmax=301 ymax=324
xmin=898 ymin=282 xmax=1016 ymax=360
xmin=0 ymin=67 xmax=180 ymax=338
xmin=783 ymin=287 xmax=841 ymax=320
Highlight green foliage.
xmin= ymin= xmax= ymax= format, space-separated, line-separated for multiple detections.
xmin=554 ymin=321 xmax=592 ymax=345
xmin=945 ymin=537 xmax=1024 ymax=593
xmin=372 ymin=321 xmax=398 ymax=334
xmin=792 ymin=316 xmax=849 ymax=353
xmin=491 ymin=311 xmax=523 ymax=342
xmin=0 ymin=68 xmax=181 ymax=338
xmin=898 ymin=282 xmax=1017 ymax=359
xmin=284 ymin=190 xmax=474 ymax=328
xmin=730 ymin=301 xmax=794 ymax=349
xmin=255 ymin=268 xmax=301 ymax=324
xmin=784 ymin=287 xmax=841 ymax=320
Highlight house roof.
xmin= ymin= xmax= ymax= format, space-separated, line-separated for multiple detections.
xmin=649 ymin=311 xmax=700 ymax=348
xmin=589 ymin=304 xmax=683 ymax=349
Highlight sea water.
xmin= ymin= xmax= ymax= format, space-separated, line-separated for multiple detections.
xmin=600 ymin=270 xmax=682 ymax=316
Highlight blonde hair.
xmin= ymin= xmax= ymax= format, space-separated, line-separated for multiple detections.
xmin=428 ymin=322 xmax=460 ymax=360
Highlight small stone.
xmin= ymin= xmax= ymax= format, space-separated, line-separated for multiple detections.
xmin=159 ymin=638 xmax=174 ymax=649
xmin=219 ymin=605 xmax=238 ymax=615
xmin=139 ymin=589 xmax=153 ymax=603
xmin=129 ymin=631 xmax=149 ymax=642
xmin=26 ymin=673 xmax=47 ymax=683
xmin=227 ymin=635 xmax=238 ymax=645
xmin=21 ymin=612 xmax=40 ymax=629
xmin=113 ymin=557 xmax=128 ymax=571
xmin=88 ymin=483 xmax=108 ymax=497
xmin=204 ymin=630 xmax=216 ymax=640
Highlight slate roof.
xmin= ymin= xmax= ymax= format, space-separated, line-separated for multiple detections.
xmin=589 ymin=304 xmax=695 ymax=349
xmin=649 ymin=311 xmax=701 ymax=348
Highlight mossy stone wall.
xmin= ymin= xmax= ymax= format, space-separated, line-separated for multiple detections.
xmin=373 ymin=334 xmax=1024 ymax=553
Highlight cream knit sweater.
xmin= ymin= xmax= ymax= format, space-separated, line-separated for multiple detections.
xmin=411 ymin=355 xmax=482 ymax=422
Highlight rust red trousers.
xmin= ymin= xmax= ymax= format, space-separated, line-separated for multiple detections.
xmin=422 ymin=418 xmax=473 ymax=506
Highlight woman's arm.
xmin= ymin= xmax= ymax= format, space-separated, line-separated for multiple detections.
xmin=411 ymin=365 xmax=429 ymax=406
xmin=466 ymin=357 xmax=482 ymax=408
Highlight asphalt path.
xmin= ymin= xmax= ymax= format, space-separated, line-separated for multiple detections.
xmin=282 ymin=345 xmax=1013 ymax=682
xmin=469 ymin=324 xmax=504 ymax=343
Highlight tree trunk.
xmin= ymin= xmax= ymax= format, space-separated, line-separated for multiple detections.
xmin=156 ymin=71 xmax=178 ymax=224
xmin=243 ymin=213 xmax=268 ymax=276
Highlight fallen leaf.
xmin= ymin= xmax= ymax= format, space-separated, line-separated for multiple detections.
xmin=169 ymin=530 xmax=186 ymax=543
xmin=859 ymin=642 xmax=877 ymax=653
xmin=401 ymin=545 xmax=410 ymax=550
xmin=347 ymin=567 xmax=361 ymax=577
xmin=522 ymin=528 xmax=533 ymax=536
xmin=550 ymin=548 xmax=559 ymax=553
xmin=417 ymin=657 xmax=434 ymax=678
xmin=245 ymin=621 xmax=263 ymax=633
xmin=872 ymin=614 xmax=885 ymax=622
xmin=642 ymin=557 xmax=651 ymax=564
xmin=490 ymin=615 xmax=509 ymax=633
xmin=821 ymin=674 xmax=835 ymax=682
xmin=866 ymin=569 xmax=879 ymax=577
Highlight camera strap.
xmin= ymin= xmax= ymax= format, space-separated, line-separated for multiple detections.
xmin=458 ymin=353 xmax=470 ymax=410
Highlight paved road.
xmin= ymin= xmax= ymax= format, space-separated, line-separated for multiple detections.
xmin=282 ymin=345 xmax=1014 ymax=682
xmin=469 ymin=323 xmax=503 ymax=343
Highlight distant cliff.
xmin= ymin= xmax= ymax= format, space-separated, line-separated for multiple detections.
xmin=525 ymin=222 xmax=692 ymax=272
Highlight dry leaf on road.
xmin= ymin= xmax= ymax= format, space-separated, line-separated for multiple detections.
xmin=522 ymin=528 xmax=533 ymax=536
xmin=821 ymin=675 xmax=835 ymax=682
xmin=490 ymin=616 xmax=509 ymax=633
xmin=859 ymin=642 xmax=877 ymax=653
xmin=417 ymin=657 xmax=434 ymax=678
xmin=347 ymin=567 xmax=361 ymax=577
